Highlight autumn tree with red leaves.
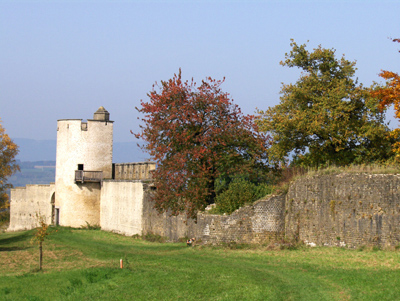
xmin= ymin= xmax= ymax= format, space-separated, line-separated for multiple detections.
xmin=135 ymin=70 xmax=271 ymax=218
xmin=371 ymin=39 xmax=400 ymax=157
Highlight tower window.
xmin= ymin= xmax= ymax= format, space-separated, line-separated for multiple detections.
xmin=78 ymin=164 xmax=84 ymax=171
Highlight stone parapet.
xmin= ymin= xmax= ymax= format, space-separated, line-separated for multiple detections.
xmin=113 ymin=162 xmax=156 ymax=180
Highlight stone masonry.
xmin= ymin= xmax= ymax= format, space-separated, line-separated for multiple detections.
xmin=285 ymin=173 xmax=400 ymax=248
xmin=142 ymin=194 xmax=286 ymax=244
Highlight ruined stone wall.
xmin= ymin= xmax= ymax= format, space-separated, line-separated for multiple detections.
xmin=196 ymin=195 xmax=285 ymax=244
xmin=142 ymin=193 xmax=285 ymax=244
xmin=12 ymin=166 xmax=400 ymax=249
xmin=8 ymin=183 xmax=55 ymax=231
xmin=142 ymin=173 xmax=400 ymax=247
xmin=141 ymin=185 xmax=196 ymax=241
xmin=113 ymin=162 xmax=155 ymax=181
xmin=100 ymin=180 xmax=144 ymax=236
xmin=285 ymin=173 xmax=400 ymax=248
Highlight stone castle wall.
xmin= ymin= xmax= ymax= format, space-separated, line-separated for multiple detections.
xmin=285 ymin=173 xmax=400 ymax=248
xmin=195 ymin=195 xmax=285 ymax=244
xmin=141 ymin=185 xmax=197 ymax=241
xmin=142 ymin=173 xmax=400 ymax=247
xmin=8 ymin=183 xmax=55 ymax=231
xmin=100 ymin=180 xmax=145 ymax=236
xmin=9 ymin=170 xmax=400 ymax=248
xmin=142 ymin=194 xmax=285 ymax=244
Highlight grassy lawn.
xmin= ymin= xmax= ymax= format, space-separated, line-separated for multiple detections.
xmin=1 ymin=228 xmax=400 ymax=300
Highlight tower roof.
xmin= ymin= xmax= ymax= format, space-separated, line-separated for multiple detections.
xmin=93 ymin=106 xmax=110 ymax=121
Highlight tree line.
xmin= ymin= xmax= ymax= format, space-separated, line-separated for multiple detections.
xmin=136 ymin=39 xmax=400 ymax=218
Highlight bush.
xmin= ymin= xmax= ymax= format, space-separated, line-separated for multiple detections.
xmin=0 ymin=209 xmax=10 ymax=228
xmin=212 ymin=178 xmax=273 ymax=214
xmin=81 ymin=222 xmax=101 ymax=230
xmin=0 ymin=200 xmax=10 ymax=226
xmin=142 ymin=232 xmax=166 ymax=243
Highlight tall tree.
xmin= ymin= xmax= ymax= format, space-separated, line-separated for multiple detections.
xmin=256 ymin=41 xmax=392 ymax=166
xmin=135 ymin=70 xmax=270 ymax=218
xmin=0 ymin=119 xmax=19 ymax=222
xmin=371 ymin=39 xmax=400 ymax=157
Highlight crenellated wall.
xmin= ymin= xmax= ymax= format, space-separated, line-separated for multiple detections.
xmin=113 ymin=162 xmax=156 ymax=181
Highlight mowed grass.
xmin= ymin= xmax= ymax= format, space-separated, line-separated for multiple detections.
xmin=1 ymin=228 xmax=400 ymax=300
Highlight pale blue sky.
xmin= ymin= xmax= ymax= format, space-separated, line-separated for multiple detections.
xmin=1 ymin=0 xmax=399 ymax=144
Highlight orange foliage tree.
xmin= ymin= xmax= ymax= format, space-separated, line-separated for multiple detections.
xmin=0 ymin=119 xmax=19 ymax=223
xmin=371 ymin=39 xmax=400 ymax=157
xmin=135 ymin=70 xmax=271 ymax=218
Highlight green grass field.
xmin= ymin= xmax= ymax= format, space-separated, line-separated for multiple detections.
xmin=1 ymin=228 xmax=400 ymax=300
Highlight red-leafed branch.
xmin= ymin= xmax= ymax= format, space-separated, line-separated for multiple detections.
xmin=135 ymin=70 xmax=271 ymax=218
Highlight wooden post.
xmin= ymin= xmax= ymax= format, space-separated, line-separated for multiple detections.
xmin=39 ymin=241 xmax=43 ymax=270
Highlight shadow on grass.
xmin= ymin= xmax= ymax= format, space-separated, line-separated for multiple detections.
xmin=0 ymin=231 xmax=32 ymax=251
xmin=0 ymin=246 xmax=28 ymax=252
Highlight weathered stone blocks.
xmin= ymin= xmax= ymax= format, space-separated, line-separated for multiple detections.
xmin=143 ymin=194 xmax=286 ymax=244
xmin=285 ymin=173 xmax=400 ymax=248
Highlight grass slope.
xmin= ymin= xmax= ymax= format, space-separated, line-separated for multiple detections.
xmin=1 ymin=228 xmax=400 ymax=300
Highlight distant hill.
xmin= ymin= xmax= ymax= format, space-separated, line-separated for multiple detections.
xmin=13 ymin=138 xmax=149 ymax=163
xmin=9 ymin=161 xmax=56 ymax=188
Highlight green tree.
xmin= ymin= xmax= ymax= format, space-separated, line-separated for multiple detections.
xmin=0 ymin=119 xmax=19 ymax=223
xmin=256 ymin=41 xmax=393 ymax=166
xmin=135 ymin=70 xmax=271 ymax=218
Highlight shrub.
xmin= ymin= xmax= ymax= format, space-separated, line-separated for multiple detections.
xmin=82 ymin=222 xmax=101 ymax=230
xmin=142 ymin=232 xmax=166 ymax=243
xmin=212 ymin=178 xmax=273 ymax=214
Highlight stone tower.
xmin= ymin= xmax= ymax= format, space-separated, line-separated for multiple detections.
xmin=55 ymin=107 xmax=113 ymax=227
